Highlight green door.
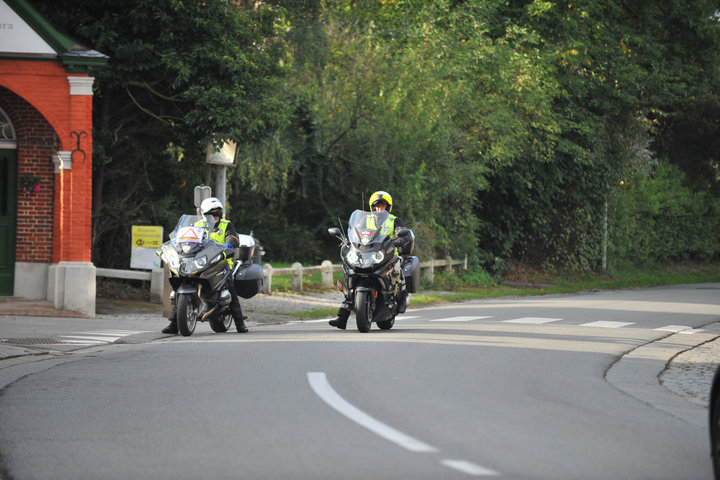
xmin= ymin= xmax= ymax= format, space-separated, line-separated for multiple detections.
xmin=0 ymin=149 xmax=17 ymax=295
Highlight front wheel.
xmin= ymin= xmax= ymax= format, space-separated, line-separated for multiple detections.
xmin=355 ymin=290 xmax=373 ymax=333
xmin=210 ymin=313 xmax=233 ymax=333
xmin=176 ymin=293 xmax=198 ymax=336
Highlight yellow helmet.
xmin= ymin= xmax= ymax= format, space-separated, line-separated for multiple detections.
xmin=369 ymin=191 xmax=393 ymax=212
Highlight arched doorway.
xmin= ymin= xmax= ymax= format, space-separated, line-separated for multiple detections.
xmin=0 ymin=107 xmax=17 ymax=295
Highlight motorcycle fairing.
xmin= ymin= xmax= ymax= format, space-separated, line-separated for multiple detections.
xmin=347 ymin=210 xmax=390 ymax=249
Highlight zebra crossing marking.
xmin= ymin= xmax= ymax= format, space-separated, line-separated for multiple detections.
xmin=430 ymin=316 xmax=493 ymax=322
xmin=59 ymin=329 xmax=150 ymax=345
xmin=503 ymin=317 xmax=562 ymax=324
xmin=655 ymin=325 xmax=704 ymax=334
xmin=413 ymin=315 xmax=704 ymax=334
xmin=580 ymin=321 xmax=635 ymax=328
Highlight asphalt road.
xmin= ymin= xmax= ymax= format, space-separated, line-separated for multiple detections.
xmin=1 ymin=285 xmax=719 ymax=479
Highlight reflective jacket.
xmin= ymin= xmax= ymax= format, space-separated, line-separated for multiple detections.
xmin=195 ymin=218 xmax=239 ymax=268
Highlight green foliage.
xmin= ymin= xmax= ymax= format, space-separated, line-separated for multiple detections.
xmin=609 ymin=162 xmax=720 ymax=264
xmin=432 ymin=268 xmax=495 ymax=290
xmin=33 ymin=0 xmax=290 ymax=267
xmin=30 ymin=0 xmax=720 ymax=270
xmin=472 ymin=0 xmax=720 ymax=271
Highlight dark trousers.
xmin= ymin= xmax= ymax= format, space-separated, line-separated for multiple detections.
xmin=226 ymin=278 xmax=244 ymax=320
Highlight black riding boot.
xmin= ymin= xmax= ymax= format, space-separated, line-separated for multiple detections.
xmin=231 ymin=302 xmax=248 ymax=333
xmin=162 ymin=306 xmax=178 ymax=334
xmin=161 ymin=320 xmax=178 ymax=334
xmin=234 ymin=314 xmax=248 ymax=333
xmin=329 ymin=306 xmax=350 ymax=330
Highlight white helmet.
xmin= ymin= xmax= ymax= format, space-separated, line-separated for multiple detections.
xmin=201 ymin=197 xmax=224 ymax=217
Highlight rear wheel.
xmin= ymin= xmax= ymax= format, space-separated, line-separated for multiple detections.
xmin=176 ymin=293 xmax=198 ymax=336
xmin=355 ymin=290 xmax=373 ymax=333
xmin=210 ymin=313 xmax=233 ymax=332
xmin=377 ymin=317 xmax=395 ymax=330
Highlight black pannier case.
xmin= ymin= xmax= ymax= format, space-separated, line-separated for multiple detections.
xmin=402 ymin=256 xmax=420 ymax=293
xmin=234 ymin=263 xmax=264 ymax=299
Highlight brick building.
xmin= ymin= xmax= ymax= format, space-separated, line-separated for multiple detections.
xmin=0 ymin=0 xmax=107 ymax=315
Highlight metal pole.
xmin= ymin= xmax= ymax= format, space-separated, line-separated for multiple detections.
xmin=602 ymin=200 xmax=608 ymax=270
xmin=215 ymin=165 xmax=227 ymax=211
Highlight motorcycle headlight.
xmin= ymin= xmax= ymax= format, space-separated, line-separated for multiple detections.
xmin=162 ymin=246 xmax=180 ymax=271
xmin=373 ymin=251 xmax=384 ymax=264
xmin=194 ymin=256 xmax=208 ymax=269
xmin=211 ymin=253 xmax=224 ymax=264
xmin=346 ymin=250 xmax=359 ymax=266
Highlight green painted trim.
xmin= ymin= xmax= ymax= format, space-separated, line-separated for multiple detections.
xmin=0 ymin=148 xmax=17 ymax=296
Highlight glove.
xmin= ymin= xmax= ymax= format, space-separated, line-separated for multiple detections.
xmin=222 ymin=243 xmax=233 ymax=249
xmin=391 ymin=237 xmax=405 ymax=247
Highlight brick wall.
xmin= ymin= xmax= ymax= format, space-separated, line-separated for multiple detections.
xmin=1 ymin=59 xmax=95 ymax=266
xmin=0 ymin=87 xmax=56 ymax=263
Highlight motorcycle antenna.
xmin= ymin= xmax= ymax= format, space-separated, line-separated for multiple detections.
xmin=336 ymin=217 xmax=347 ymax=242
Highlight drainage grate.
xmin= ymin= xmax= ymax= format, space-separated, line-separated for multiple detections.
xmin=1 ymin=338 xmax=66 ymax=345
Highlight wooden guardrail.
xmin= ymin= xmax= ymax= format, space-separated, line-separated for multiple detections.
xmin=96 ymin=254 xmax=468 ymax=300
xmin=95 ymin=267 xmax=165 ymax=303
xmin=261 ymin=255 xmax=467 ymax=294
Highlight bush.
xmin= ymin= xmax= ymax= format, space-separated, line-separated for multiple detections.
xmin=609 ymin=162 xmax=720 ymax=265
xmin=431 ymin=267 xmax=495 ymax=290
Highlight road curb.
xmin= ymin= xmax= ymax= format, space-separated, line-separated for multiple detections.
xmin=606 ymin=323 xmax=720 ymax=426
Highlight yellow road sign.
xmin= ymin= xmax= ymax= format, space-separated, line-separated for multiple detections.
xmin=132 ymin=225 xmax=163 ymax=248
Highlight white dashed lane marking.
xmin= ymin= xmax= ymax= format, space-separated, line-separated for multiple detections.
xmin=308 ymin=372 xmax=500 ymax=476
xmin=655 ymin=325 xmax=704 ymax=334
xmin=430 ymin=316 xmax=493 ymax=322
xmin=59 ymin=329 xmax=151 ymax=345
xmin=580 ymin=321 xmax=635 ymax=328
xmin=441 ymin=459 xmax=500 ymax=477
xmin=405 ymin=315 xmax=705 ymax=334
xmin=503 ymin=317 xmax=562 ymax=324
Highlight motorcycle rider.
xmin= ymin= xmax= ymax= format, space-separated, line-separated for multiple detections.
xmin=161 ymin=197 xmax=249 ymax=334
xmin=329 ymin=190 xmax=411 ymax=330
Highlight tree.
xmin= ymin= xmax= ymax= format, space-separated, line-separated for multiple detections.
xmin=32 ymin=0 xmax=289 ymax=267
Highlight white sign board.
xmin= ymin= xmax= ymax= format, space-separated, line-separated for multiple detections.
xmin=130 ymin=225 xmax=163 ymax=269
xmin=131 ymin=247 xmax=162 ymax=269
xmin=206 ymin=140 xmax=238 ymax=166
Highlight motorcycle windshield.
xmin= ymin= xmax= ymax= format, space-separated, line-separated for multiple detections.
xmin=347 ymin=209 xmax=391 ymax=248
xmin=169 ymin=214 xmax=217 ymax=245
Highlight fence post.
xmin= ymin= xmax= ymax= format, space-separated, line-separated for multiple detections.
xmin=463 ymin=254 xmax=468 ymax=270
xmin=150 ymin=268 xmax=164 ymax=304
xmin=321 ymin=260 xmax=334 ymax=289
xmin=446 ymin=255 xmax=453 ymax=274
xmin=291 ymin=262 xmax=303 ymax=291
xmin=263 ymin=264 xmax=273 ymax=294
xmin=424 ymin=257 xmax=434 ymax=283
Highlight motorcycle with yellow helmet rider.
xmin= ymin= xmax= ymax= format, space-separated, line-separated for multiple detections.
xmin=328 ymin=190 xmax=420 ymax=331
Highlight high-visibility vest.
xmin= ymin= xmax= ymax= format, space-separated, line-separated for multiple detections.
xmin=195 ymin=219 xmax=234 ymax=268
xmin=366 ymin=214 xmax=396 ymax=237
